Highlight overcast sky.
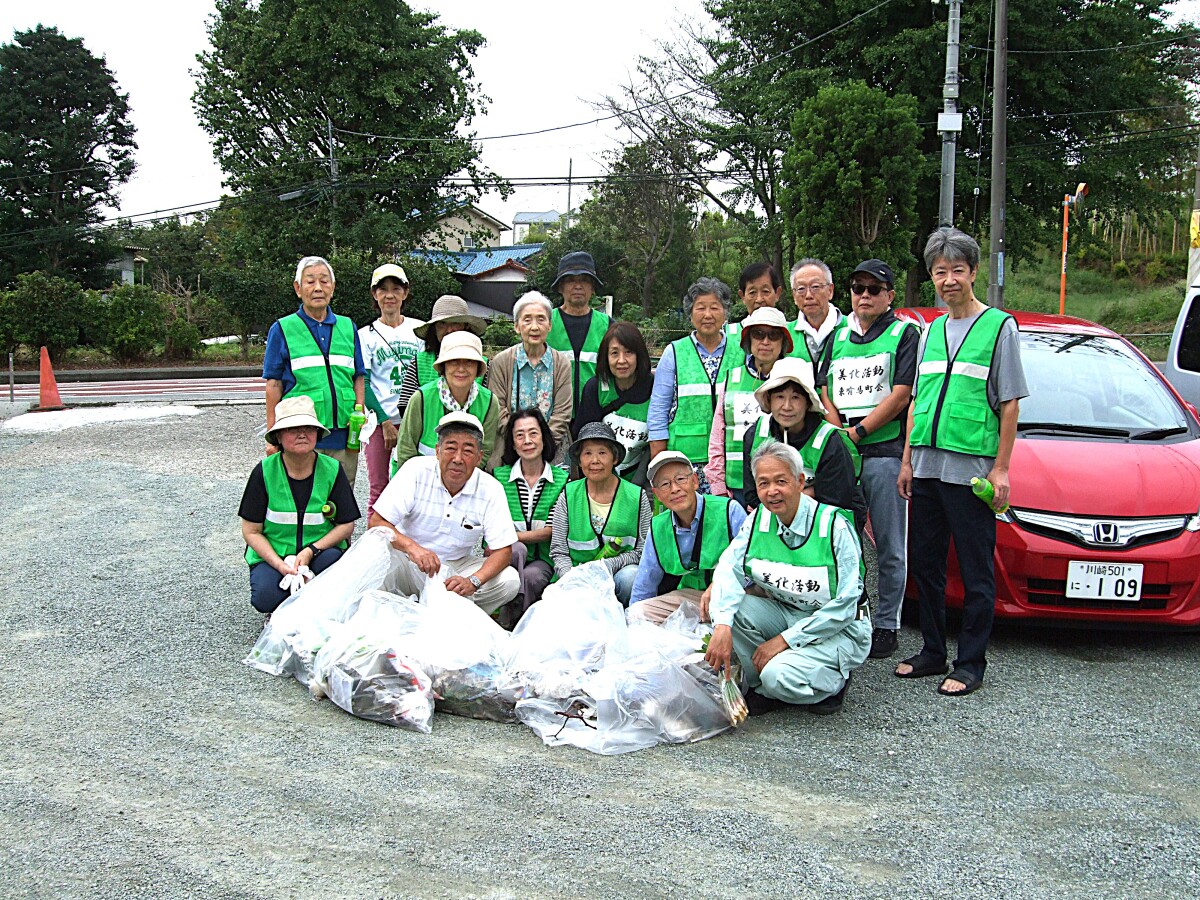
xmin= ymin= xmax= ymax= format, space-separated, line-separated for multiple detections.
xmin=2 ymin=0 xmax=1197 ymax=243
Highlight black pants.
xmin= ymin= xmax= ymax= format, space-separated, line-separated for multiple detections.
xmin=909 ymin=478 xmax=997 ymax=681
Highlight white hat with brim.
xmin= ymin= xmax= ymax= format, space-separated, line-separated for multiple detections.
xmin=435 ymin=410 xmax=484 ymax=441
xmin=370 ymin=263 xmax=409 ymax=288
xmin=413 ymin=295 xmax=487 ymax=339
xmin=434 ymin=330 xmax=487 ymax=375
xmin=738 ymin=306 xmax=794 ymax=355
xmin=646 ymin=450 xmax=695 ymax=485
xmin=753 ymin=357 xmax=825 ymax=415
xmin=266 ymin=395 xmax=330 ymax=446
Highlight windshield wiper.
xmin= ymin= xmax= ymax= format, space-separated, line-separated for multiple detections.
xmin=1017 ymin=421 xmax=1131 ymax=437
xmin=1130 ymin=426 xmax=1189 ymax=440
xmin=1054 ymin=335 xmax=1098 ymax=354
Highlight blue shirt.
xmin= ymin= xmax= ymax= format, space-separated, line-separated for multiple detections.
xmin=263 ymin=306 xmax=367 ymax=450
xmin=512 ymin=344 xmax=555 ymax=418
xmin=647 ymin=333 xmax=729 ymax=441
xmin=629 ymin=494 xmax=748 ymax=604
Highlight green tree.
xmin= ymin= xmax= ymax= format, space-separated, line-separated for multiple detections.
xmin=782 ymin=82 xmax=923 ymax=282
xmin=101 ymin=283 xmax=168 ymax=363
xmin=193 ymin=0 xmax=506 ymax=271
xmin=9 ymin=271 xmax=85 ymax=361
xmin=0 ymin=26 xmax=137 ymax=287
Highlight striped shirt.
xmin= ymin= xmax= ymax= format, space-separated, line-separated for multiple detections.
xmin=508 ymin=461 xmax=556 ymax=527
xmin=548 ymin=481 xmax=653 ymax=580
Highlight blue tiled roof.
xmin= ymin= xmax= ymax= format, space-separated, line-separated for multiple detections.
xmin=412 ymin=244 xmax=544 ymax=278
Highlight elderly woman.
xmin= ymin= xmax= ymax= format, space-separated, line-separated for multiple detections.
xmin=493 ymin=408 xmax=570 ymax=611
xmin=573 ymin=321 xmax=654 ymax=488
xmin=357 ymin=263 xmax=425 ymax=514
xmin=705 ymin=306 xmax=793 ymax=503
xmin=647 ymin=277 xmax=738 ymax=493
xmin=239 ymin=395 xmax=360 ymax=617
xmin=740 ymin=357 xmax=865 ymax=528
xmin=393 ymin=331 xmax=499 ymax=471
xmin=548 ymin=422 xmax=652 ymax=605
xmin=487 ymin=291 xmax=573 ymax=468
xmin=396 ymin=295 xmax=487 ymax=417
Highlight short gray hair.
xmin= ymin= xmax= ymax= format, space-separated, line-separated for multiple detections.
xmin=923 ymin=228 xmax=980 ymax=272
xmin=684 ymin=277 xmax=731 ymax=313
xmin=750 ymin=439 xmax=805 ymax=482
xmin=294 ymin=256 xmax=335 ymax=284
xmin=790 ymin=258 xmax=833 ymax=283
xmin=436 ymin=425 xmax=482 ymax=449
xmin=513 ymin=290 xmax=552 ymax=322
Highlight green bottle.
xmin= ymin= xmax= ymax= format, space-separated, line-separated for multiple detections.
xmin=970 ymin=477 xmax=1009 ymax=514
xmin=321 ymin=501 xmax=337 ymax=522
xmin=345 ymin=403 xmax=367 ymax=450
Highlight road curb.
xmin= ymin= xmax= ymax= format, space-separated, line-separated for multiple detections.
xmin=7 ymin=365 xmax=262 ymax=385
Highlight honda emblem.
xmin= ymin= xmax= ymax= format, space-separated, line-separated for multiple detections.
xmin=1092 ymin=522 xmax=1120 ymax=544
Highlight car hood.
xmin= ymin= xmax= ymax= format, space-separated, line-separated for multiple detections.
xmin=1013 ymin=436 xmax=1200 ymax=517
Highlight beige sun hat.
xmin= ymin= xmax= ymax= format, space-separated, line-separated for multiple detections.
xmin=370 ymin=263 xmax=409 ymax=288
xmin=753 ymin=356 xmax=825 ymax=415
xmin=738 ymin=306 xmax=794 ymax=354
xmin=434 ymin=330 xmax=487 ymax=376
xmin=413 ymin=295 xmax=487 ymax=339
xmin=265 ymin=395 xmax=330 ymax=446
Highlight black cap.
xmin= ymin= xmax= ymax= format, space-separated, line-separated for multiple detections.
xmin=552 ymin=250 xmax=603 ymax=290
xmin=850 ymin=259 xmax=895 ymax=287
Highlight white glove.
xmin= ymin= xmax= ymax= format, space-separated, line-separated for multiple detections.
xmin=278 ymin=557 xmax=315 ymax=595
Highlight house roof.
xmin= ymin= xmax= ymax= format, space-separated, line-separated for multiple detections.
xmin=513 ymin=210 xmax=561 ymax=225
xmin=411 ymin=243 xmax=544 ymax=278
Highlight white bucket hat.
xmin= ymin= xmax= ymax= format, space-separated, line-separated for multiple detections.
xmin=738 ymin=306 xmax=794 ymax=354
xmin=434 ymin=330 xmax=487 ymax=376
xmin=753 ymin=357 xmax=825 ymax=415
xmin=265 ymin=395 xmax=330 ymax=446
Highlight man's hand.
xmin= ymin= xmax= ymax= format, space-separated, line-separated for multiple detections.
xmin=752 ymin=635 xmax=789 ymax=673
xmin=705 ymin=624 xmax=734 ymax=675
xmin=985 ymin=464 xmax=1010 ymax=512
xmin=898 ymin=460 xmax=913 ymax=501
xmin=699 ymin=585 xmax=712 ymax=623
xmin=382 ymin=421 xmax=399 ymax=452
xmin=444 ymin=575 xmax=477 ymax=597
xmin=845 ymin=425 xmax=861 ymax=445
xmin=400 ymin=540 xmax=440 ymax=576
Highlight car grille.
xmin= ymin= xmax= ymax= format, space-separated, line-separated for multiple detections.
xmin=1025 ymin=578 xmax=1172 ymax=610
xmin=1010 ymin=509 xmax=1187 ymax=550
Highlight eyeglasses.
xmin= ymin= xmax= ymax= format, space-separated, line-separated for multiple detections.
xmin=653 ymin=473 xmax=695 ymax=491
xmin=849 ymin=282 xmax=888 ymax=296
xmin=745 ymin=328 xmax=783 ymax=343
xmin=792 ymin=283 xmax=830 ymax=296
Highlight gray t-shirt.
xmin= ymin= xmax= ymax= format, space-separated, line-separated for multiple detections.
xmin=911 ymin=310 xmax=1028 ymax=485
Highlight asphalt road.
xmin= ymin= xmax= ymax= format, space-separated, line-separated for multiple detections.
xmin=1 ymin=401 xmax=1197 ymax=899
xmin=8 ymin=375 xmax=264 ymax=405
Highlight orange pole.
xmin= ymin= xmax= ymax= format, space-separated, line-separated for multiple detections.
xmin=1059 ymin=195 xmax=1070 ymax=316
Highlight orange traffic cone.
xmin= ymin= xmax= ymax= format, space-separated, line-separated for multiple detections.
xmin=31 ymin=346 xmax=66 ymax=412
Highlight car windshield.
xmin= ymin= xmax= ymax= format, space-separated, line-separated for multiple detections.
xmin=1018 ymin=331 xmax=1190 ymax=437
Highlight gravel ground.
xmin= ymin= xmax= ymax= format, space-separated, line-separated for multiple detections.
xmin=1 ymin=402 xmax=1198 ymax=899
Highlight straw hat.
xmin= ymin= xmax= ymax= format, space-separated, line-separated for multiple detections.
xmin=738 ymin=306 xmax=794 ymax=355
xmin=265 ymin=395 xmax=330 ymax=446
xmin=434 ymin=331 xmax=487 ymax=376
xmin=413 ymin=295 xmax=487 ymax=339
xmin=752 ymin=357 xmax=825 ymax=415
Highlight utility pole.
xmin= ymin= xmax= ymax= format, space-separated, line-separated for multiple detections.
xmin=565 ymin=157 xmax=573 ymax=231
xmin=986 ymin=0 xmax=1008 ymax=308
xmin=1189 ymin=133 xmax=1200 ymax=291
xmin=326 ymin=115 xmax=339 ymax=253
xmin=937 ymin=0 xmax=964 ymax=227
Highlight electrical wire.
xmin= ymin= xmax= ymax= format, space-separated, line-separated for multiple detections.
xmin=966 ymin=36 xmax=1192 ymax=54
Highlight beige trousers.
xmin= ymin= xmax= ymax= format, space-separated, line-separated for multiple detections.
xmin=627 ymin=588 xmax=706 ymax=625
xmin=387 ymin=551 xmax=520 ymax=615
xmin=318 ymin=446 xmax=360 ymax=488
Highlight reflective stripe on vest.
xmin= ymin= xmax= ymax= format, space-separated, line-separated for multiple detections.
xmin=722 ymin=365 xmax=766 ymax=489
xmin=496 ymin=464 xmax=568 ymax=564
xmin=649 ymin=495 xmax=734 ymax=593
xmin=742 ymin=503 xmax=841 ymax=611
xmin=909 ymin=308 xmax=1010 ymax=457
xmin=548 ymin=308 xmax=610 ymax=408
xmin=415 ymin=351 xmax=437 ymax=388
xmin=245 ymin=452 xmax=345 ymax=566
xmin=415 ymin=381 xmax=494 ymax=457
xmin=563 ymin=478 xmax=642 ymax=567
xmin=667 ymin=336 xmax=736 ymax=463
xmin=827 ymin=319 xmax=913 ymax=445
xmin=598 ymin=379 xmax=651 ymax=476
xmin=746 ymin=417 xmax=861 ymax=483
xmin=279 ymin=313 xmax=357 ymax=430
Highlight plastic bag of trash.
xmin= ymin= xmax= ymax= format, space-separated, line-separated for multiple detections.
xmin=324 ymin=643 xmax=434 ymax=734
xmin=510 ymin=563 xmax=626 ymax=698
xmin=308 ymin=590 xmax=425 ymax=697
xmin=661 ymin=599 xmax=713 ymax=646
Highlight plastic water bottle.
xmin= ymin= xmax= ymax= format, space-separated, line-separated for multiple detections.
xmin=321 ymin=501 xmax=337 ymax=522
xmin=970 ymin=477 xmax=1009 ymax=514
xmin=345 ymin=403 xmax=366 ymax=450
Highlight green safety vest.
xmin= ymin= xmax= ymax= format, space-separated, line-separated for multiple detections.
xmin=667 ymin=336 xmax=737 ymax=463
xmin=414 ymin=381 xmax=495 ymax=458
xmin=826 ymin=318 xmax=917 ymax=445
xmin=597 ymin=378 xmax=650 ymax=477
xmin=722 ymin=363 xmax=767 ymax=490
xmin=279 ymin=312 xmax=357 ymax=430
xmin=649 ymin=494 xmax=736 ymax=594
xmin=548 ymin=307 xmax=610 ymax=408
xmin=742 ymin=502 xmax=848 ymax=612
xmin=744 ymin=416 xmax=862 ymax=482
xmin=562 ymin=477 xmax=643 ymax=570
xmin=494 ymin=464 xmax=569 ymax=564
xmin=244 ymin=452 xmax=347 ymax=566
xmin=910 ymin=308 xmax=1011 ymax=457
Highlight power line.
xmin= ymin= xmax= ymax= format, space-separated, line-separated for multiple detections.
xmin=966 ymin=36 xmax=1191 ymax=54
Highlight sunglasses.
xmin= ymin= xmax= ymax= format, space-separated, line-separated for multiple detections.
xmin=745 ymin=327 xmax=784 ymax=342
xmin=849 ymin=282 xmax=889 ymax=296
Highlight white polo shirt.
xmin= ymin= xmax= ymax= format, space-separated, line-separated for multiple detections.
xmin=374 ymin=456 xmax=517 ymax=561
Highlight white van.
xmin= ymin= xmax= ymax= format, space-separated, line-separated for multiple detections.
xmin=1163 ymin=282 xmax=1200 ymax=407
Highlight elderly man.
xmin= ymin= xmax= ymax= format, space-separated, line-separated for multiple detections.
xmin=897 ymin=228 xmax=1027 ymax=697
xmin=726 ymin=261 xmax=783 ymax=342
xmin=369 ymin=411 xmax=520 ymax=614
xmin=629 ymin=451 xmax=747 ymax=623
xmin=818 ymin=259 xmax=920 ymax=660
xmin=546 ymin=250 xmax=611 ymax=410
xmin=705 ymin=441 xmax=870 ymax=715
xmin=787 ymin=258 xmax=844 ymax=379
xmin=263 ymin=256 xmax=367 ymax=486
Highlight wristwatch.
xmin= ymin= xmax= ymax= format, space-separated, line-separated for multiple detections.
xmin=305 ymin=543 xmax=323 ymax=559
xmin=854 ymin=424 xmax=869 ymax=441
xmin=468 ymin=575 xmax=482 ymax=590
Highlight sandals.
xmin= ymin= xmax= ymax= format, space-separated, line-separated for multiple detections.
xmin=938 ymin=669 xmax=983 ymax=697
xmin=894 ymin=653 xmax=949 ymax=679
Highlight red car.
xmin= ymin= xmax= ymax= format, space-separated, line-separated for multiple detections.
xmin=896 ymin=308 xmax=1200 ymax=628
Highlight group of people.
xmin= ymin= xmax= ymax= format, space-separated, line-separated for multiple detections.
xmin=238 ymin=226 xmax=1026 ymax=714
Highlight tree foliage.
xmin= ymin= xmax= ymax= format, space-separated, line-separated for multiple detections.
xmin=782 ymin=81 xmax=923 ymax=281
xmin=0 ymin=26 xmax=137 ymax=287
xmin=193 ymin=0 xmax=506 ymax=271
xmin=101 ymin=283 xmax=168 ymax=363
xmin=9 ymin=271 xmax=85 ymax=361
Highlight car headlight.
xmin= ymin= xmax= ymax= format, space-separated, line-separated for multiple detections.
xmin=996 ymin=509 xmax=1014 ymax=524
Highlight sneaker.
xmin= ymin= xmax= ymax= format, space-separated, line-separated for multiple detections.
xmin=869 ymin=627 xmax=898 ymax=659
xmin=805 ymin=675 xmax=850 ymax=716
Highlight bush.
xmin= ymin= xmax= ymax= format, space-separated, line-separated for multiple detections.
xmin=10 ymin=271 xmax=84 ymax=361
xmin=1111 ymin=260 xmax=1131 ymax=280
xmin=77 ymin=289 xmax=110 ymax=349
xmin=482 ymin=316 xmax=518 ymax=353
xmin=0 ymin=290 xmax=17 ymax=354
xmin=164 ymin=318 xmax=203 ymax=361
xmin=103 ymin=283 xmax=168 ymax=362
xmin=1074 ymin=243 xmax=1111 ymax=272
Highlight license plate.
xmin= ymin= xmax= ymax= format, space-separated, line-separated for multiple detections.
xmin=1065 ymin=561 xmax=1144 ymax=601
